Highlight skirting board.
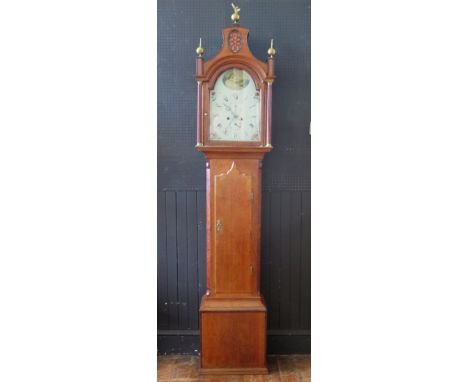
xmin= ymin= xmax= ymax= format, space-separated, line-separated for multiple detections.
xmin=199 ymin=367 xmax=268 ymax=375
xmin=157 ymin=330 xmax=310 ymax=355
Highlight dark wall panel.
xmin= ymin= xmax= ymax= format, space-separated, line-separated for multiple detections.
xmin=158 ymin=0 xmax=311 ymax=354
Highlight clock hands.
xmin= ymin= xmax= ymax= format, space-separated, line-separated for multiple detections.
xmin=223 ymin=103 xmax=242 ymax=122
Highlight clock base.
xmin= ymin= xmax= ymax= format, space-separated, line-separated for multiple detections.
xmin=199 ymin=295 xmax=267 ymax=374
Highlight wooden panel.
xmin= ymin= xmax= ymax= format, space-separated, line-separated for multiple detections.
xmin=165 ymin=192 xmax=179 ymax=329
xmin=200 ymin=311 xmax=266 ymax=369
xmin=211 ymin=160 xmax=258 ymax=295
xmin=289 ymin=192 xmax=302 ymax=329
xmin=279 ymin=192 xmax=291 ymax=328
xmin=186 ymin=191 xmax=198 ymax=329
xmin=268 ymin=191 xmax=281 ymax=329
xmin=300 ymin=191 xmax=311 ymax=328
xmin=176 ymin=192 xmax=189 ymax=329
xmin=260 ymin=191 xmax=271 ymax=304
xmin=157 ymin=191 xmax=168 ymax=329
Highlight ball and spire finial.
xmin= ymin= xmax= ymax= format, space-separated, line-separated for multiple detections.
xmin=196 ymin=37 xmax=204 ymax=56
xmin=268 ymin=39 xmax=276 ymax=58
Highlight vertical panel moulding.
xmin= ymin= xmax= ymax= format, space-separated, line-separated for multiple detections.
xmin=186 ymin=191 xmax=198 ymax=329
xmin=279 ymin=191 xmax=291 ymax=328
xmin=176 ymin=192 xmax=188 ymax=329
xmin=260 ymin=190 xmax=271 ymax=304
xmin=304 ymin=191 xmax=311 ymax=328
xmin=300 ymin=191 xmax=311 ymax=328
xmin=269 ymin=191 xmax=281 ymax=329
xmin=157 ymin=192 xmax=168 ymax=329
xmin=289 ymin=192 xmax=302 ymax=329
xmin=165 ymin=191 xmax=179 ymax=329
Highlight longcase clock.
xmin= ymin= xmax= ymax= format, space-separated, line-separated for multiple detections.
xmin=195 ymin=4 xmax=276 ymax=375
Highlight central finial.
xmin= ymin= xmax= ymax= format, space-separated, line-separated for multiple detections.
xmin=231 ymin=3 xmax=240 ymax=23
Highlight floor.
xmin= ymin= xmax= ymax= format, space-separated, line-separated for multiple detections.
xmin=157 ymin=355 xmax=311 ymax=381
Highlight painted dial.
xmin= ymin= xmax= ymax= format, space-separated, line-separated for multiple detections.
xmin=209 ymin=68 xmax=261 ymax=142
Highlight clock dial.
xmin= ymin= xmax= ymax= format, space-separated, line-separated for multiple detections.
xmin=209 ymin=68 xmax=260 ymax=142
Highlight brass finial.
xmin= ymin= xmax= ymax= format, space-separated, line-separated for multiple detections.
xmin=268 ymin=39 xmax=276 ymax=57
xmin=231 ymin=3 xmax=240 ymax=23
xmin=196 ymin=37 xmax=204 ymax=56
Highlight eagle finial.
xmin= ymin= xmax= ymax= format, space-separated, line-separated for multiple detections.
xmin=231 ymin=3 xmax=240 ymax=23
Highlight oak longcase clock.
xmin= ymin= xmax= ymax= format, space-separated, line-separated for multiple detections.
xmin=195 ymin=4 xmax=276 ymax=375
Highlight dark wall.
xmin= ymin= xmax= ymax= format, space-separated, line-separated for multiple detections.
xmin=157 ymin=0 xmax=311 ymax=354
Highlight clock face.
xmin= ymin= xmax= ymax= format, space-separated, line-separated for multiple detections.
xmin=209 ymin=68 xmax=261 ymax=142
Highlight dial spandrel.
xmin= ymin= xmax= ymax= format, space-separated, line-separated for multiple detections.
xmin=209 ymin=68 xmax=260 ymax=142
